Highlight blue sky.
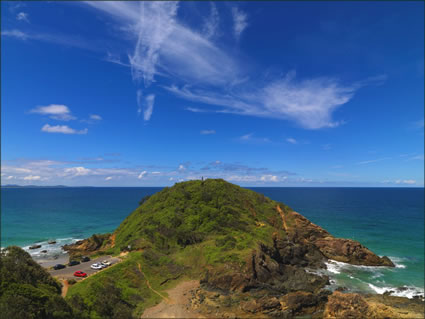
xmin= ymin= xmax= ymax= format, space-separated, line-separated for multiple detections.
xmin=1 ymin=1 xmax=424 ymax=187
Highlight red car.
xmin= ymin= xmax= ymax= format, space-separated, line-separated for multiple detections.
xmin=73 ymin=271 xmax=87 ymax=277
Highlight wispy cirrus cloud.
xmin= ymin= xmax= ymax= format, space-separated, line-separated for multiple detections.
xmin=10 ymin=2 xmax=386 ymax=128
xmin=41 ymin=124 xmax=88 ymax=135
xmin=143 ymin=95 xmax=155 ymax=121
xmin=202 ymin=3 xmax=220 ymax=39
xmin=356 ymin=157 xmax=390 ymax=165
xmin=165 ymin=71 xmax=365 ymax=129
xmin=232 ymin=7 xmax=248 ymax=40
xmin=1 ymin=29 xmax=99 ymax=52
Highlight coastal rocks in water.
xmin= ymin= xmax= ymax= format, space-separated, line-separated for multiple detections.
xmin=281 ymin=209 xmax=395 ymax=267
xmin=48 ymin=240 xmax=56 ymax=245
xmin=41 ymin=250 xmax=47 ymax=253
xmin=314 ymin=237 xmax=394 ymax=266
xmin=29 ymin=244 xmax=42 ymax=249
xmin=62 ymin=233 xmax=112 ymax=259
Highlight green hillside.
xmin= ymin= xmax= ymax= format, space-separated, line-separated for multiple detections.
xmin=66 ymin=179 xmax=395 ymax=318
xmin=114 ymin=179 xmax=289 ymax=261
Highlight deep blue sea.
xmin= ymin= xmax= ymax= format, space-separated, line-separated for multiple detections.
xmin=1 ymin=187 xmax=424 ymax=298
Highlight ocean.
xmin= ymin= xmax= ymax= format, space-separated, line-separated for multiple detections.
xmin=1 ymin=186 xmax=423 ymax=298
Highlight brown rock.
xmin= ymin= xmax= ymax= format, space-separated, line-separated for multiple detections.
xmin=324 ymin=291 xmax=370 ymax=319
xmin=314 ymin=237 xmax=395 ymax=266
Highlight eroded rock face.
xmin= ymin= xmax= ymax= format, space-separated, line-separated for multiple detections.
xmin=283 ymin=210 xmax=395 ymax=267
xmin=202 ymin=241 xmax=329 ymax=295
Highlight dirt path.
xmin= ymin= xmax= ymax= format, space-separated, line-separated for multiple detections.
xmin=137 ymin=263 xmax=171 ymax=303
xmin=276 ymin=205 xmax=289 ymax=232
xmin=141 ymin=280 xmax=204 ymax=318
xmin=61 ymin=280 xmax=69 ymax=297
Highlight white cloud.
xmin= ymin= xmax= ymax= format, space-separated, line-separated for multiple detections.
xmin=395 ymin=179 xmax=416 ymax=185
xmin=286 ymin=137 xmax=297 ymax=144
xmin=185 ymin=107 xmax=210 ymax=113
xmin=178 ymin=164 xmax=186 ymax=172
xmin=86 ymin=2 xmax=239 ymax=87
xmin=202 ymin=3 xmax=219 ymax=39
xmin=16 ymin=12 xmax=29 ymax=23
xmin=25 ymin=3 xmax=385 ymax=130
xmin=41 ymin=124 xmax=88 ymax=135
xmin=232 ymin=7 xmax=248 ymax=40
xmin=200 ymin=130 xmax=216 ymax=135
xmin=165 ymin=71 xmax=358 ymax=129
xmin=90 ymin=114 xmax=102 ymax=121
xmin=1 ymin=29 xmax=97 ymax=51
xmin=128 ymin=2 xmax=179 ymax=87
xmin=30 ymin=104 xmax=76 ymax=121
xmin=64 ymin=167 xmax=91 ymax=177
xmin=23 ymin=175 xmax=41 ymax=181
xmin=6 ymin=176 xmax=15 ymax=180
xmin=144 ymin=94 xmax=155 ymax=121
xmin=136 ymin=89 xmax=143 ymax=115
xmin=260 ymin=175 xmax=279 ymax=182
xmin=1 ymin=29 xmax=29 ymax=40
xmin=138 ymin=171 xmax=147 ymax=179
xmin=105 ymin=176 xmax=113 ymax=181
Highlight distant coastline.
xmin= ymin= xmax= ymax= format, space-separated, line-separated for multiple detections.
xmin=1 ymin=184 xmax=71 ymax=188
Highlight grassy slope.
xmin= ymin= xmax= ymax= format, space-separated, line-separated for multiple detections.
xmin=67 ymin=179 xmax=293 ymax=317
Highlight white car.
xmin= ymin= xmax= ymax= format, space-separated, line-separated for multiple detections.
xmin=90 ymin=263 xmax=103 ymax=270
xmin=101 ymin=260 xmax=111 ymax=267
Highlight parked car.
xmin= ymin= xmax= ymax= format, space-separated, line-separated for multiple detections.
xmin=53 ymin=264 xmax=66 ymax=270
xmin=68 ymin=260 xmax=80 ymax=266
xmin=73 ymin=271 xmax=87 ymax=277
xmin=101 ymin=260 xmax=111 ymax=267
xmin=90 ymin=263 xmax=103 ymax=270
xmin=81 ymin=256 xmax=90 ymax=262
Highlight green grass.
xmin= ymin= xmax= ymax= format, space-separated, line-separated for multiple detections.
xmin=66 ymin=251 xmax=187 ymax=318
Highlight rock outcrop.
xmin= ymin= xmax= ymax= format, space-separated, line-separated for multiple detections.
xmin=324 ymin=291 xmax=425 ymax=319
xmin=280 ymin=209 xmax=394 ymax=267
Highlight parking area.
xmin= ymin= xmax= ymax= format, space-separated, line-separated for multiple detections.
xmin=48 ymin=255 xmax=121 ymax=281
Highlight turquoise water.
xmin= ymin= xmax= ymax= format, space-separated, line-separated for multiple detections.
xmin=1 ymin=187 xmax=423 ymax=298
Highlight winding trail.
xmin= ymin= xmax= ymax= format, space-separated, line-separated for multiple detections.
xmin=61 ymin=280 xmax=69 ymax=297
xmin=137 ymin=263 xmax=171 ymax=303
